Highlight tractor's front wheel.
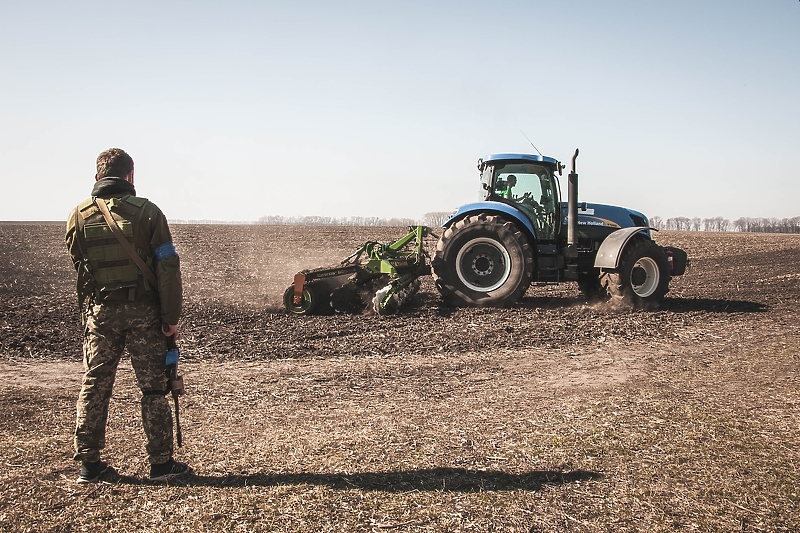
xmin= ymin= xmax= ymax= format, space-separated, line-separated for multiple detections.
xmin=601 ymin=239 xmax=670 ymax=309
xmin=431 ymin=213 xmax=533 ymax=306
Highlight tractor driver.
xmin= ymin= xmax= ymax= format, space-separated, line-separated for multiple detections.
xmin=501 ymin=175 xmax=517 ymax=200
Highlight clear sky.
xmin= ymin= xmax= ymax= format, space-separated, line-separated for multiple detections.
xmin=1 ymin=0 xmax=798 ymax=223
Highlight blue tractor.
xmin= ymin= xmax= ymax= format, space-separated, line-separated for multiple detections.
xmin=431 ymin=150 xmax=688 ymax=308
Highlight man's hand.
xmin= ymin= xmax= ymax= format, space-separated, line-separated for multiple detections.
xmin=162 ymin=324 xmax=178 ymax=337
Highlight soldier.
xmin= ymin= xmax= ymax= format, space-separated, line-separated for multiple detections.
xmin=65 ymin=148 xmax=191 ymax=483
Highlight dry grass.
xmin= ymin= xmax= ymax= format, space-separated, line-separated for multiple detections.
xmin=1 ymin=335 xmax=798 ymax=532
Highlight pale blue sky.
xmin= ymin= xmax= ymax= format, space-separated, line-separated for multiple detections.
xmin=1 ymin=1 xmax=798 ymax=222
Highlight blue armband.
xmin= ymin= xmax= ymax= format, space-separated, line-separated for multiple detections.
xmin=153 ymin=242 xmax=177 ymax=261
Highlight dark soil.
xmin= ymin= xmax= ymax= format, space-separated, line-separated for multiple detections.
xmin=0 ymin=223 xmax=798 ymax=532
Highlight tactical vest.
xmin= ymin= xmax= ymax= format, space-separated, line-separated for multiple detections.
xmin=74 ymin=195 xmax=156 ymax=302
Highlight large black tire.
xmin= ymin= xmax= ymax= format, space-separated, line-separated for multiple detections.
xmin=431 ymin=213 xmax=533 ymax=306
xmin=600 ymin=238 xmax=670 ymax=309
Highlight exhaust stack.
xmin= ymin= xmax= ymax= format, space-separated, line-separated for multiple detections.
xmin=567 ymin=149 xmax=579 ymax=246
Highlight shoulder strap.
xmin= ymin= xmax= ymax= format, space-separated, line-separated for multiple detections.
xmin=95 ymin=197 xmax=159 ymax=287
xmin=72 ymin=207 xmax=95 ymax=323
xmin=125 ymin=195 xmax=148 ymax=207
xmin=73 ymin=207 xmax=88 ymax=261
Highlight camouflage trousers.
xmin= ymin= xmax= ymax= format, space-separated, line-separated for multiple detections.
xmin=75 ymin=301 xmax=174 ymax=465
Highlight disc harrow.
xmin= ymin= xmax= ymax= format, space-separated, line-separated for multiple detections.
xmin=283 ymin=226 xmax=431 ymax=316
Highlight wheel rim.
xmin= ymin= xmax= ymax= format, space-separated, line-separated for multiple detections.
xmin=630 ymin=256 xmax=660 ymax=297
xmin=455 ymin=237 xmax=511 ymax=292
xmin=284 ymin=286 xmax=315 ymax=314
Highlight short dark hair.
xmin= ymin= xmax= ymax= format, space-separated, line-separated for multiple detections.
xmin=96 ymin=148 xmax=134 ymax=178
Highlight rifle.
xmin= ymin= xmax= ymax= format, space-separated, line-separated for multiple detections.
xmin=164 ymin=330 xmax=185 ymax=447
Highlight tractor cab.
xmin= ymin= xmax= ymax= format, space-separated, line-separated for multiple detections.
xmin=479 ymin=154 xmax=561 ymax=241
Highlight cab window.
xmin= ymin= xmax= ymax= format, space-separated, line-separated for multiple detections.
xmin=492 ymin=163 xmax=559 ymax=239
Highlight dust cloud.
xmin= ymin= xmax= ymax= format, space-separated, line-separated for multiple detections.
xmin=174 ymin=225 xmax=407 ymax=311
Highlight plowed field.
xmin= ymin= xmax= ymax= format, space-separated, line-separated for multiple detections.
xmin=1 ymin=223 xmax=798 ymax=532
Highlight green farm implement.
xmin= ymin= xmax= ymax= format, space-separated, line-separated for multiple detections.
xmin=283 ymin=225 xmax=431 ymax=315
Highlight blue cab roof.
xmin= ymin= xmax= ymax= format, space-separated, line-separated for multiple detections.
xmin=482 ymin=153 xmax=559 ymax=166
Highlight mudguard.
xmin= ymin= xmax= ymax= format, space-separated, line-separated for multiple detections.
xmin=594 ymin=227 xmax=653 ymax=269
xmin=444 ymin=201 xmax=538 ymax=240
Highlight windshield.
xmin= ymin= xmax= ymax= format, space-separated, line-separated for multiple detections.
xmin=489 ymin=162 xmax=560 ymax=239
xmin=492 ymin=163 xmax=556 ymax=205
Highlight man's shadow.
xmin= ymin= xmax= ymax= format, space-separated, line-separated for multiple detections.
xmin=119 ymin=467 xmax=601 ymax=492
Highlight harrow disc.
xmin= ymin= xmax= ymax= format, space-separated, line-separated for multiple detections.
xmin=373 ymin=278 xmax=421 ymax=315
xmin=330 ymin=283 xmax=367 ymax=314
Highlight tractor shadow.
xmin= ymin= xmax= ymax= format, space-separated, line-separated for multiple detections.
xmin=435 ymin=295 xmax=768 ymax=314
xmin=661 ymin=298 xmax=768 ymax=313
xmin=116 ymin=467 xmax=602 ymax=492
xmin=414 ymin=289 xmax=768 ymax=316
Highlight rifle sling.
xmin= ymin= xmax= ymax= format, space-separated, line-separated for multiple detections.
xmin=95 ymin=198 xmax=159 ymax=287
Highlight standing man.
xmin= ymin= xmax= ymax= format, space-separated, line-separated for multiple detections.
xmin=65 ymin=148 xmax=191 ymax=483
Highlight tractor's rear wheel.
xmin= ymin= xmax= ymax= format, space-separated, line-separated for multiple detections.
xmin=600 ymin=239 xmax=670 ymax=309
xmin=431 ymin=213 xmax=533 ymax=306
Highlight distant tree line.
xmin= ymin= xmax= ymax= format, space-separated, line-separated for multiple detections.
xmin=254 ymin=212 xmax=455 ymax=227
xmin=249 ymin=213 xmax=800 ymax=234
xmin=649 ymin=216 xmax=800 ymax=233
xmin=422 ymin=212 xmax=453 ymax=227
xmin=171 ymin=219 xmax=251 ymax=225
xmin=256 ymin=215 xmax=421 ymax=227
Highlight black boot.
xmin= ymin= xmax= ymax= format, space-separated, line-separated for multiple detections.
xmin=149 ymin=458 xmax=192 ymax=482
xmin=77 ymin=460 xmax=118 ymax=484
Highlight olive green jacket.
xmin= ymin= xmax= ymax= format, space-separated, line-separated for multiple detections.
xmin=65 ymin=178 xmax=182 ymax=326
